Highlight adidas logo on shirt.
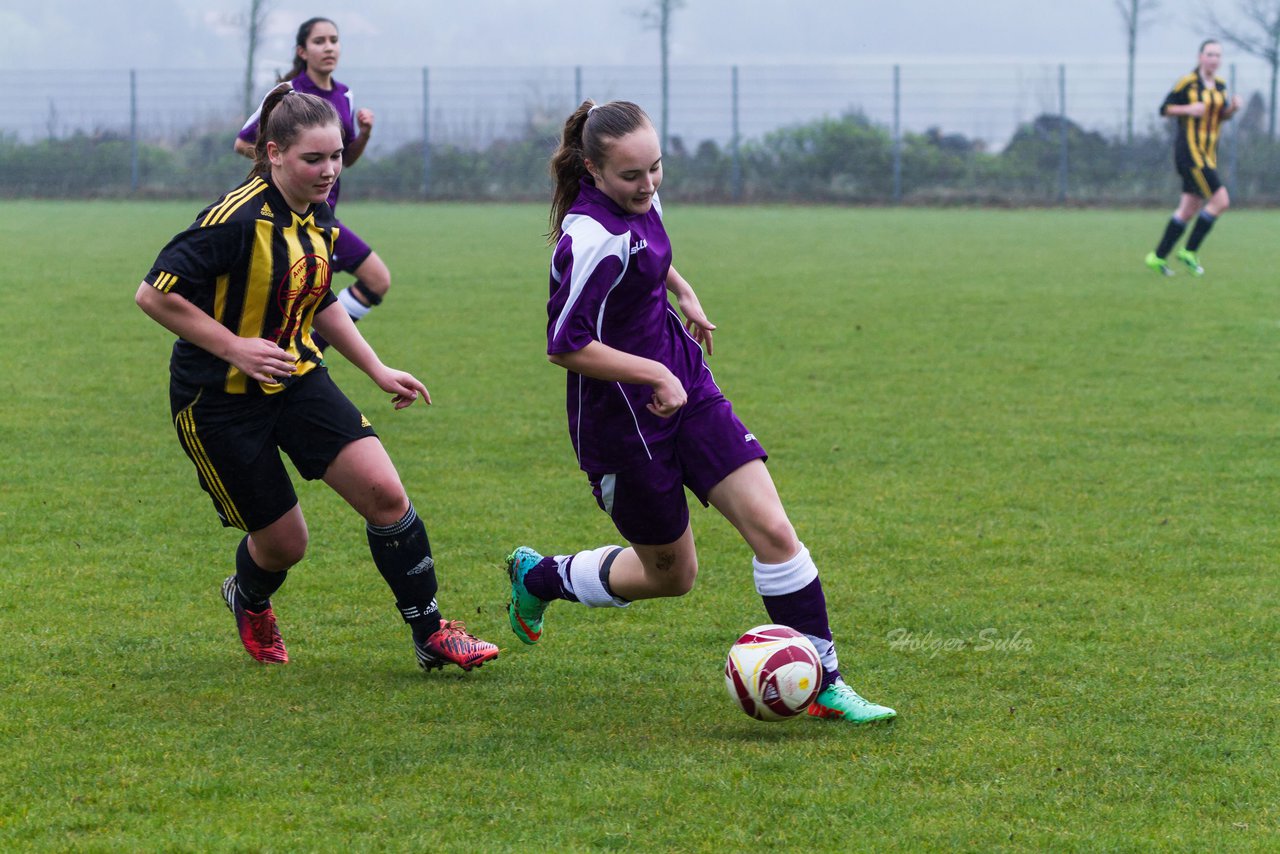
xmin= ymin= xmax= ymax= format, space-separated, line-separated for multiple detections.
xmin=630 ymin=239 xmax=648 ymax=255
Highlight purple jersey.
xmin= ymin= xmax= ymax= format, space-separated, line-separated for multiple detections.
xmin=238 ymin=74 xmax=358 ymax=209
xmin=548 ymin=178 xmax=719 ymax=472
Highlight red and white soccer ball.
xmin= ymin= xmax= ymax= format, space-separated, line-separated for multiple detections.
xmin=724 ymin=624 xmax=822 ymax=721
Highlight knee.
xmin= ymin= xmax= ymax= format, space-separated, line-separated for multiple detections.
xmin=253 ymin=532 xmax=308 ymax=571
xmin=754 ymin=518 xmax=800 ymax=564
xmin=652 ymin=553 xmax=698 ymax=598
xmin=364 ymin=485 xmax=411 ymax=528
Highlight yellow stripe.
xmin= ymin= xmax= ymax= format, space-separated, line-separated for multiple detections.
xmin=1185 ymin=118 xmax=1204 ymax=168
xmin=221 ymin=219 xmax=278 ymax=395
xmin=1197 ymin=89 xmax=1211 ymax=163
xmin=174 ymin=400 xmax=247 ymax=529
xmin=1205 ymin=89 xmax=1222 ymax=168
xmin=175 ymin=409 xmax=231 ymax=524
xmin=151 ymin=271 xmax=176 ymax=293
xmin=1191 ymin=167 xmax=1211 ymax=198
xmin=201 ymin=177 xmax=268 ymax=228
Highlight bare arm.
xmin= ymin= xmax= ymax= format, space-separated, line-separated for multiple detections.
xmin=549 ymin=341 xmax=686 ymax=418
xmin=343 ymin=109 xmax=375 ymax=166
xmin=233 ymin=137 xmax=255 ymax=159
xmin=664 ymin=265 xmax=716 ymax=355
xmin=134 ymin=282 xmax=296 ymax=385
xmin=1164 ymin=102 xmax=1207 ymax=118
xmin=312 ymin=301 xmax=428 ymax=409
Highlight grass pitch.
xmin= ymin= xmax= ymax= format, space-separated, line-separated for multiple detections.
xmin=0 ymin=201 xmax=1277 ymax=851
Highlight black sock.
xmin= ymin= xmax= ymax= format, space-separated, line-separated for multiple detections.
xmin=1154 ymin=216 xmax=1186 ymax=258
xmin=366 ymin=503 xmax=442 ymax=643
xmin=1185 ymin=211 xmax=1217 ymax=252
xmin=235 ymin=536 xmax=287 ymax=610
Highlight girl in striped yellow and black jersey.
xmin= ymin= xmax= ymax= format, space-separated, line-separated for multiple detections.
xmin=136 ymin=85 xmax=499 ymax=674
xmin=1146 ymin=40 xmax=1241 ymax=277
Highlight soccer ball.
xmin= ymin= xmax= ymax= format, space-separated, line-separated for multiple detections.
xmin=724 ymin=624 xmax=822 ymax=721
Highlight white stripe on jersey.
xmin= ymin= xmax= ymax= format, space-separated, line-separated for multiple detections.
xmin=551 ymin=213 xmax=630 ymax=341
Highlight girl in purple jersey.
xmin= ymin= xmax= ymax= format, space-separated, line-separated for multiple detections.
xmin=235 ymin=17 xmax=391 ymax=343
xmin=505 ymin=100 xmax=895 ymax=724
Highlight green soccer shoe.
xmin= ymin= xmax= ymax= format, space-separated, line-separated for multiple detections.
xmin=1175 ymin=248 xmax=1204 ymax=276
xmin=1145 ymin=251 xmax=1174 ymax=277
xmin=506 ymin=546 xmax=550 ymax=645
xmin=807 ymin=679 xmax=897 ymax=724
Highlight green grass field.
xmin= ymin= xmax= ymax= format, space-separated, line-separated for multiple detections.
xmin=1 ymin=200 xmax=1277 ymax=851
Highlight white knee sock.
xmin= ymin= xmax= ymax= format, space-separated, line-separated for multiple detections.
xmin=557 ymin=545 xmax=629 ymax=608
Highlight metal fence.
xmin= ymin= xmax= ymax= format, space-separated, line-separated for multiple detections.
xmin=1 ymin=59 xmax=1273 ymax=202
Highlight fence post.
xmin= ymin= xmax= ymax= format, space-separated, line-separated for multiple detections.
xmin=421 ymin=66 xmax=431 ymax=199
xmin=731 ymin=65 xmax=742 ymax=202
xmin=1229 ymin=62 xmax=1240 ymax=202
xmin=130 ymin=69 xmax=139 ymax=194
xmin=1058 ymin=63 xmax=1068 ymax=204
xmin=575 ymin=65 xmax=582 ymax=106
xmin=892 ymin=63 xmax=902 ymax=204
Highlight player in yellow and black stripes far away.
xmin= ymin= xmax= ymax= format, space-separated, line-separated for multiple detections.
xmin=1145 ymin=39 xmax=1241 ymax=278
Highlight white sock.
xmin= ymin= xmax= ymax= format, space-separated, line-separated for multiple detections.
xmin=556 ymin=546 xmax=629 ymax=608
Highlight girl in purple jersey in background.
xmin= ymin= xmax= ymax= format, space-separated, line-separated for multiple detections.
xmin=505 ymin=100 xmax=895 ymax=724
xmin=235 ymin=17 xmax=391 ymax=347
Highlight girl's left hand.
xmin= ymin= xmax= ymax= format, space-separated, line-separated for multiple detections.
xmin=676 ymin=290 xmax=716 ymax=355
xmin=356 ymin=108 xmax=375 ymax=135
xmin=374 ymin=367 xmax=430 ymax=410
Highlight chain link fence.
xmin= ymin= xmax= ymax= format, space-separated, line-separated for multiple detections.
xmin=2 ymin=60 xmax=1276 ymax=204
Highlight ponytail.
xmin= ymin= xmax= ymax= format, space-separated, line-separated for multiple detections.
xmin=247 ymin=84 xmax=341 ymax=180
xmin=548 ymin=101 xmax=595 ymax=244
xmin=547 ymin=99 xmax=653 ymax=244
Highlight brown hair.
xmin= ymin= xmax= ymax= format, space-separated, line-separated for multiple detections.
xmin=247 ymin=84 xmax=341 ymax=179
xmin=280 ymin=17 xmax=337 ymax=82
xmin=1196 ymin=39 xmax=1221 ymax=72
xmin=548 ymin=99 xmax=652 ymax=243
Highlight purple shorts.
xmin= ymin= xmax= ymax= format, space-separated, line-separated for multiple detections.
xmin=587 ymin=394 xmax=767 ymax=545
xmin=332 ymin=219 xmax=373 ymax=274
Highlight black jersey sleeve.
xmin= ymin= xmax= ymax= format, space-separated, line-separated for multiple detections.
xmin=1160 ymin=76 xmax=1193 ymax=116
xmin=144 ymin=220 xmax=247 ymax=304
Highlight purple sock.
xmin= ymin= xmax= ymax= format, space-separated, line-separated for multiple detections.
xmin=762 ymin=577 xmax=840 ymax=689
xmin=521 ymin=556 xmax=579 ymax=602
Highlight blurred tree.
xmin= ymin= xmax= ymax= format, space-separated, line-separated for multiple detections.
xmin=1114 ymin=0 xmax=1160 ymax=144
xmin=241 ymin=0 xmax=273 ymax=117
xmin=1206 ymin=0 xmax=1280 ymax=139
xmin=640 ymin=0 xmax=687 ymax=151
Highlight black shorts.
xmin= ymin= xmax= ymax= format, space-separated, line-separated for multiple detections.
xmin=169 ymin=368 xmax=377 ymax=531
xmin=1176 ymin=161 xmax=1222 ymax=199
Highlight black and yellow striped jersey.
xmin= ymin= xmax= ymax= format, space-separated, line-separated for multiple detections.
xmin=1161 ymin=72 xmax=1230 ymax=169
xmin=144 ymin=175 xmax=339 ymax=395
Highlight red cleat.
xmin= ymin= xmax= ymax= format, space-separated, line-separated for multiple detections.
xmin=414 ymin=619 xmax=499 ymax=672
xmin=221 ymin=576 xmax=289 ymax=664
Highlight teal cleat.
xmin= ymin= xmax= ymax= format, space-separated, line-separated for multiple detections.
xmin=1175 ymin=248 xmax=1204 ymax=276
xmin=807 ymin=679 xmax=897 ymax=724
xmin=1145 ymin=251 xmax=1174 ymax=277
xmin=506 ymin=547 xmax=550 ymax=645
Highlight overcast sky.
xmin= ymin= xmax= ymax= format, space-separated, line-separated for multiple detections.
xmin=0 ymin=0 xmax=1237 ymax=69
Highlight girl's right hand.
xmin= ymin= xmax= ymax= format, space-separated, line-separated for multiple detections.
xmin=648 ymin=370 xmax=688 ymax=418
xmin=229 ymin=337 xmax=297 ymax=385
